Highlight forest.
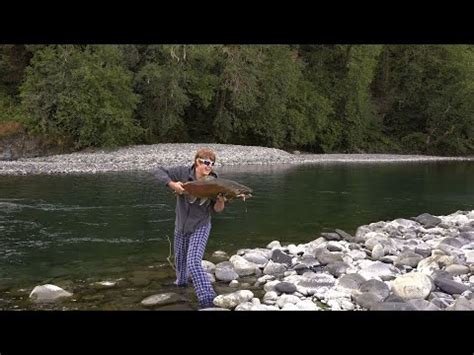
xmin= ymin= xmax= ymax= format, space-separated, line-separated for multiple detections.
xmin=1 ymin=44 xmax=473 ymax=155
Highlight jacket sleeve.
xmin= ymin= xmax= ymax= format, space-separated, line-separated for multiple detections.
xmin=153 ymin=166 xmax=187 ymax=187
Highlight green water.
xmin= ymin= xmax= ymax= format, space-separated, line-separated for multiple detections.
xmin=1 ymin=161 xmax=474 ymax=309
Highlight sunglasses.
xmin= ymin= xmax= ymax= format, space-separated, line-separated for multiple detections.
xmin=198 ymin=158 xmax=215 ymax=167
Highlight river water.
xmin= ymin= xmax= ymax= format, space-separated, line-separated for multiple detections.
xmin=1 ymin=161 xmax=473 ymax=309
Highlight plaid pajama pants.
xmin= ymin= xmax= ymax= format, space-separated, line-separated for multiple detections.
xmin=174 ymin=222 xmax=216 ymax=308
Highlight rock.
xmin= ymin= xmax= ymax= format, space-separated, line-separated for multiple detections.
xmin=229 ymin=280 xmax=239 ymax=288
xmin=276 ymin=294 xmax=301 ymax=308
xmin=413 ymin=213 xmax=442 ymax=228
xmin=141 ymin=293 xmax=182 ymax=307
xmin=335 ymin=229 xmax=354 ymax=241
xmin=215 ymin=262 xmax=239 ymax=282
xmin=200 ymin=307 xmax=230 ymax=311
xmin=295 ymin=273 xmax=336 ymax=296
xmin=354 ymin=292 xmax=385 ymax=310
xmin=213 ymin=290 xmax=254 ymax=309
xmin=431 ymin=298 xmax=454 ymax=309
xmin=271 ymin=249 xmax=293 ymax=266
xmin=445 ymin=264 xmax=470 ymax=275
xmin=417 ymin=257 xmax=441 ymax=275
xmin=359 ymin=261 xmax=398 ymax=281
xmin=281 ymin=303 xmax=299 ymax=310
xmin=446 ymin=297 xmax=474 ymax=310
xmin=371 ymin=302 xmax=416 ymax=311
xmin=295 ymin=300 xmax=320 ymax=310
xmin=325 ymin=262 xmax=350 ymax=278
xmin=321 ymin=232 xmax=342 ymax=241
xmin=384 ymin=294 xmax=405 ymax=303
xmin=242 ymin=251 xmax=269 ymax=266
xmin=212 ymin=250 xmax=229 ymax=260
xmin=297 ymin=254 xmax=319 ymax=268
xmin=29 ymin=284 xmax=73 ymax=303
xmin=202 ymin=260 xmax=216 ymax=274
xmin=407 ymin=299 xmax=441 ymax=310
xmin=316 ymin=250 xmax=344 ymax=265
xmin=263 ymin=291 xmax=279 ymax=304
xmin=275 ymin=282 xmax=297 ymax=294
xmin=229 ymin=255 xmax=259 ymax=276
xmin=292 ymin=264 xmax=310 ymax=275
xmin=91 ymin=280 xmax=117 ymax=289
xmin=434 ymin=278 xmax=470 ymax=295
xmin=348 ymin=250 xmax=367 ymax=260
xmin=266 ymin=240 xmax=282 ymax=249
xmin=337 ymin=273 xmax=367 ymax=291
xmin=394 ymin=251 xmax=424 ymax=268
xmin=371 ymin=244 xmax=385 ymax=260
xmin=415 ymin=245 xmax=432 ymax=258
xmin=392 ymin=272 xmax=433 ymax=300
xmin=464 ymin=250 xmax=474 ymax=264
xmin=359 ymin=279 xmax=390 ymax=300
xmin=263 ymin=260 xmax=287 ymax=276
xmin=326 ymin=242 xmax=344 ymax=252
xmin=263 ymin=280 xmax=281 ymax=293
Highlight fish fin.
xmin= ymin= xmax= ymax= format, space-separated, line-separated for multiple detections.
xmin=187 ymin=196 xmax=198 ymax=204
xmin=199 ymin=197 xmax=208 ymax=206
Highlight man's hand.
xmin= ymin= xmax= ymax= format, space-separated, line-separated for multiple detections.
xmin=217 ymin=193 xmax=227 ymax=203
xmin=214 ymin=193 xmax=226 ymax=213
xmin=168 ymin=181 xmax=185 ymax=195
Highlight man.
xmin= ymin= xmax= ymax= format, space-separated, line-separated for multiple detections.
xmin=153 ymin=148 xmax=225 ymax=309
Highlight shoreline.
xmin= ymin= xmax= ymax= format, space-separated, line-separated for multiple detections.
xmin=0 ymin=143 xmax=473 ymax=175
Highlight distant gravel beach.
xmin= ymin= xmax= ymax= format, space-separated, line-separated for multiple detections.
xmin=0 ymin=143 xmax=473 ymax=175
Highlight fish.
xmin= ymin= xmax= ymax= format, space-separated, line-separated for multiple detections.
xmin=181 ymin=176 xmax=253 ymax=206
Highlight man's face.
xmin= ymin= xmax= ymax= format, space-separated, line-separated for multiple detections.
xmin=196 ymin=158 xmax=215 ymax=176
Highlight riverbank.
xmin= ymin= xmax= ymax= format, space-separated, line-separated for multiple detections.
xmin=0 ymin=143 xmax=473 ymax=175
xmin=20 ymin=210 xmax=474 ymax=310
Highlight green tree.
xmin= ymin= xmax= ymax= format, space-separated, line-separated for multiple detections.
xmin=20 ymin=45 xmax=141 ymax=148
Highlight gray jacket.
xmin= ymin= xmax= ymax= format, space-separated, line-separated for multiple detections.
xmin=153 ymin=164 xmax=218 ymax=235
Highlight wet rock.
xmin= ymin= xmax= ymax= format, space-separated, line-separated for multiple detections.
xmin=335 ymin=229 xmax=354 ymax=241
xmin=321 ymin=232 xmax=342 ymax=241
xmin=413 ymin=213 xmax=442 ymax=228
xmin=141 ymin=292 xmax=182 ymax=307
xmin=212 ymin=250 xmax=229 ymax=260
xmin=29 ymin=284 xmax=73 ymax=303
